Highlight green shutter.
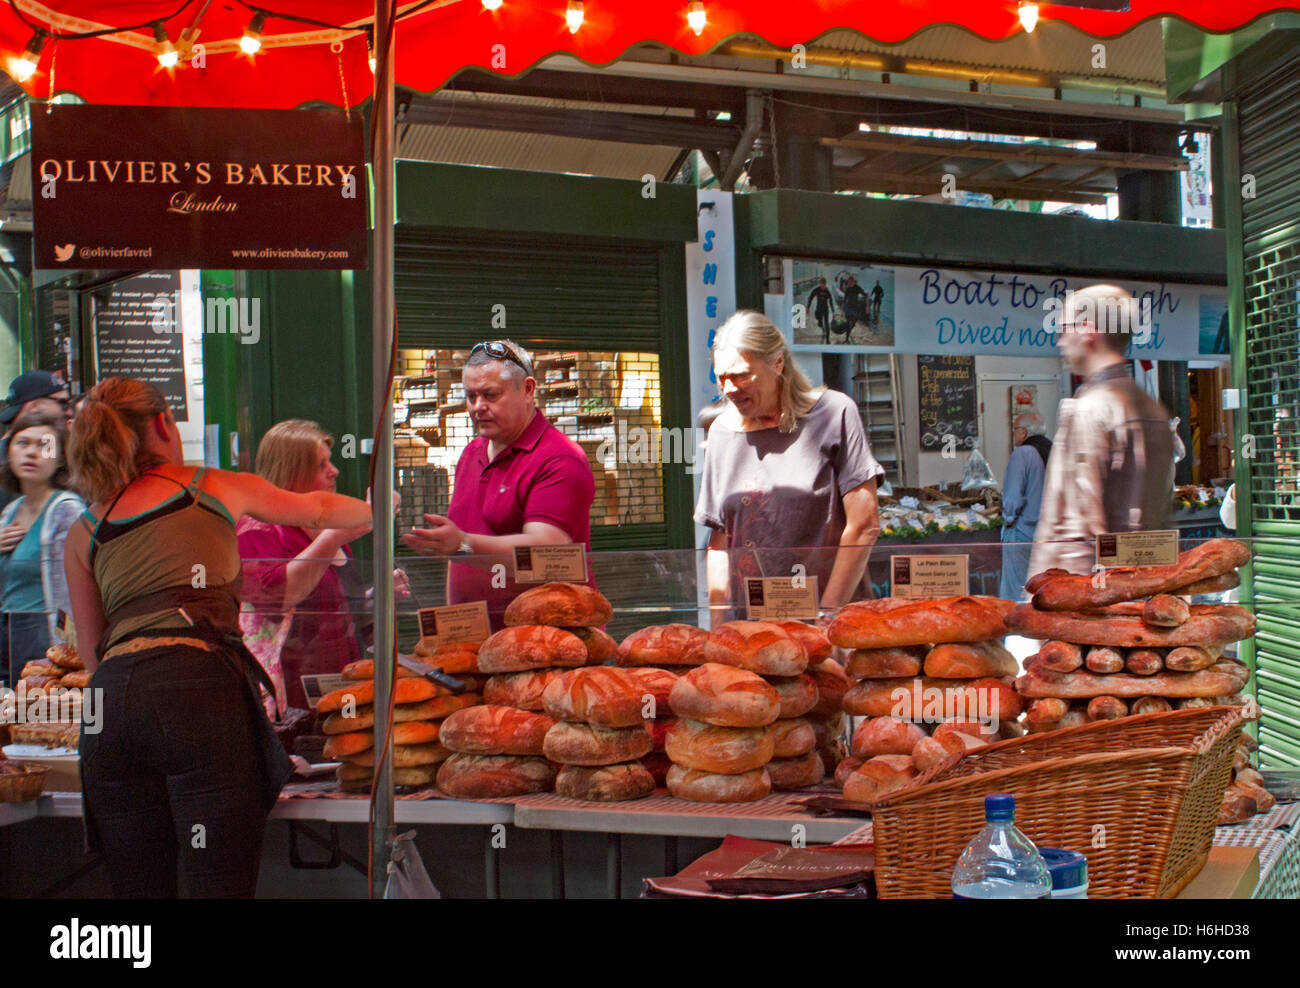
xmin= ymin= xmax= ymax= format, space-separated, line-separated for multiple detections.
xmin=1238 ymin=56 xmax=1300 ymax=768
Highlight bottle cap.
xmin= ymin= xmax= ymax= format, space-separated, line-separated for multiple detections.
xmin=985 ymin=793 xmax=1015 ymax=821
xmin=1039 ymin=847 xmax=1088 ymax=890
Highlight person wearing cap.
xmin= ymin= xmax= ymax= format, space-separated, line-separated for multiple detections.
xmin=402 ymin=340 xmax=596 ymax=625
xmin=1 ymin=371 xmax=72 ymax=429
xmin=1000 ymin=411 xmax=1052 ymax=600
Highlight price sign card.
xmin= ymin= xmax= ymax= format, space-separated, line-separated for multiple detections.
xmin=301 ymin=674 xmax=350 ymax=709
xmin=415 ymin=602 xmax=491 ymax=652
xmin=513 ymin=544 xmax=588 ymax=583
xmin=891 ymin=554 xmax=969 ymax=599
xmin=745 ymin=577 xmax=820 ymax=620
xmin=1096 ymin=530 xmax=1178 ymax=568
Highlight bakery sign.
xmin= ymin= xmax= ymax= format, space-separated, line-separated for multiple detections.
xmin=31 ymin=105 xmax=367 ymax=270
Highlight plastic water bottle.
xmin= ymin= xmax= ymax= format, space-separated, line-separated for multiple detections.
xmin=951 ymin=793 xmax=1052 ymax=899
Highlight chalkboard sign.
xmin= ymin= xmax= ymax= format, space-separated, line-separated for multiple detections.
xmin=917 ymin=354 xmax=977 ymax=451
xmin=93 ymin=270 xmax=189 ymax=420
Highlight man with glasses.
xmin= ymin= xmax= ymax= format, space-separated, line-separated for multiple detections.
xmin=1 ymin=371 xmax=72 ymax=428
xmin=403 ymin=339 xmax=596 ymax=623
xmin=1028 ymin=284 xmax=1174 ymax=580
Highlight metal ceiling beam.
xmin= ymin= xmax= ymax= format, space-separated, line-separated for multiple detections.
xmin=823 ymin=133 xmax=1189 ymax=171
xmin=836 ymin=170 xmax=1111 ymax=205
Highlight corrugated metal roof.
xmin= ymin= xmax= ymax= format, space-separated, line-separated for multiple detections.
xmin=812 ymin=19 xmax=1166 ymax=85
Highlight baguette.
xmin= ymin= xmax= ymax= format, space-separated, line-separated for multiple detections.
xmin=828 ymin=596 xmax=1013 ymax=649
xmin=1026 ymin=697 xmax=1069 ymax=726
xmin=842 ymin=676 xmax=1023 ymax=721
xmin=1015 ymin=666 xmax=1245 ymax=699
xmin=1166 ymin=646 xmax=1216 ymax=672
xmin=1039 ymin=640 xmax=1083 ymax=673
xmin=1086 ymin=695 xmax=1127 ymax=721
xmin=1030 ymin=539 xmax=1250 ymax=610
xmin=1179 ymin=572 xmax=1241 ymax=595
xmin=1142 ymin=594 xmax=1190 ymax=628
xmin=1005 ymin=603 xmax=1255 ymax=647
xmin=1125 ymin=649 xmax=1164 ymax=676
xmin=1084 ymin=646 xmax=1125 ymax=674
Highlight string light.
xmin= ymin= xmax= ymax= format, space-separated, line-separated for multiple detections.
xmin=687 ymin=1 xmax=706 ymax=35
xmin=1018 ymin=2 xmax=1039 ymax=33
xmin=239 ymin=11 xmax=266 ymax=54
xmin=154 ymin=22 xmax=179 ymax=68
xmin=482 ymin=0 xmax=504 ymax=9
xmin=565 ymin=1 xmax=584 ymax=33
xmin=7 ymin=30 xmax=46 ymax=82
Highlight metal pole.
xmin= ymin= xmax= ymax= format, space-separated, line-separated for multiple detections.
xmin=369 ymin=0 xmax=397 ymax=900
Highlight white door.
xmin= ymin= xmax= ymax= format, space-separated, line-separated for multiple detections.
xmin=979 ymin=377 xmax=1061 ymax=483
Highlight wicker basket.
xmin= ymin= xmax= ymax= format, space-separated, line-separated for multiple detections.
xmin=0 ymin=764 xmax=49 ymax=803
xmin=868 ymin=705 xmax=1245 ymax=898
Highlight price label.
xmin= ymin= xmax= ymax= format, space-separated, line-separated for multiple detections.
xmin=301 ymin=673 xmax=350 ymax=709
xmin=745 ymin=577 xmax=820 ymax=620
xmin=512 ymin=544 xmax=588 ymax=583
xmin=415 ymin=601 xmax=491 ymax=652
xmin=891 ymin=554 xmax=969 ymax=599
xmin=1096 ymin=530 xmax=1178 ymax=568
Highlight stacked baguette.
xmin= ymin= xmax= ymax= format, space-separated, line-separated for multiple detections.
xmin=321 ymin=657 xmax=481 ymax=793
xmin=827 ymin=596 xmax=1025 ymax=802
xmin=1010 ymin=540 xmax=1255 ymax=731
xmin=703 ymin=621 xmax=825 ymax=791
xmin=436 ymin=582 xmax=614 ymax=798
xmin=539 ymin=667 xmax=656 ymax=801
xmin=1219 ymin=731 xmax=1276 ymax=825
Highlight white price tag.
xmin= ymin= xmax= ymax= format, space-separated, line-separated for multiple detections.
xmin=415 ymin=601 xmax=491 ymax=652
xmin=891 ymin=554 xmax=969 ymax=599
xmin=744 ymin=577 xmax=820 ymax=620
xmin=512 ymin=544 xmax=588 ymax=584
xmin=301 ymin=674 xmax=350 ymax=709
xmin=1096 ymin=530 xmax=1178 ymax=568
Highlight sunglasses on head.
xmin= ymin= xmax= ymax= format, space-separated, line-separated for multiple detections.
xmin=471 ymin=340 xmax=532 ymax=376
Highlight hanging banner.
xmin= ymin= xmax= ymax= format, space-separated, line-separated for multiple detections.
xmin=32 ymin=105 xmax=367 ymax=270
xmin=770 ymin=258 xmax=1228 ymax=361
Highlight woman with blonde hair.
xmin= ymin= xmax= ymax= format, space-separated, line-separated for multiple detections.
xmin=64 ymin=378 xmax=373 ymax=898
xmin=237 ymin=419 xmax=391 ymax=711
xmin=694 ymin=310 xmax=884 ymax=623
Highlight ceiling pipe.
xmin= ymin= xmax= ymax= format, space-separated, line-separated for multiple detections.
xmin=720 ymin=89 xmax=765 ymax=191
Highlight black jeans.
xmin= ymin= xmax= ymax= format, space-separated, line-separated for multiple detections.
xmin=80 ymin=645 xmax=271 ymax=897
xmin=0 ymin=610 xmax=51 ymax=687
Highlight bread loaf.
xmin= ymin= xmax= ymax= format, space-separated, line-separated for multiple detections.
xmin=664 ymin=718 xmax=773 ymax=773
xmin=439 ymin=705 xmax=556 ymax=755
xmin=59 ymin=670 xmax=91 ymax=689
xmin=668 ymin=663 xmax=781 ymax=728
xmin=1232 ymin=780 xmax=1275 ymax=813
xmin=394 ymin=694 xmax=480 ymax=722
xmin=666 ymin=764 xmax=771 ymax=802
xmin=555 ymin=762 xmax=655 ymax=801
xmin=842 ymin=677 xmax=1024 ymax=722
xmin=933 ymin=719 xmax=1000 ymax=742
xmin=341 ymin=659 xmax=420 ymax=681
xmin=1039 ymin=640 xmax=1083 ymax=673
xmin=568 ymin=626 xmax=619 ymax=664
xmin=767 ymin=717 xmax=817 ymax=758
xmin=1086 ymin=695 xmax=1127 ymax=721
xmin=1016 ymin=666 xmax=1244 ymax=699
xmin=338 ymin=762 xmax=442 ymax=788
xmin=913 ymin=735 xmax=961 ymax=774
xmin=808 ymin=659 xmax=851 ymax=715
xmin=1217 ymin=789 xmax=1258 ymax=825
xmin=20 ymin=661 xmax=60 ymax=678
xmin=768 ymin=674 xmax=819 ymax=719
xmin=844 ymin=646 xmax=925 ymax=680
xmin=1179 ymin=572 xmax=1241 ymax=596
xmin=477 ymin=625 xmax=587 ymax=673
xmin=322 ymin=731 xmax=372 ymax=759
xmin=841 ymin=754 xmax=917 ymax=802
xmin=344 ymin=742 xmax=451 ymax=768
xmin=828 ymin=596 xmax=1013 ymax=648
xmin=541 ymin=667 xmax=645 ymax=727
xmin=776 ymin=622 xmax=832 ymax=664
xmin=1026 ymin=697 xmax=1069 ymax=726
xmin=767 ymin=751 xmax=826 ymax=791
xmin=850 ymin=716 xmax=926 ymax=758
xmin=436 ymin=753 xmax=556 ymax=798
xmin=833 ymin=755 xmax=864 ymax=788
xmin=624 ymin=667 xmax=677 ymax=718
xmin=317 ymin=677 xmax=446 ymax=713
xmin=1143 ymin=594 xmax=1190 ymax=628
xmin=1084 ymin=646 xmax=1126 ymax=674
xmin=923 ymin=640 xmax=1017 ymax=679
xmin=1126 ymin=649 xmax=1164 ymax=676
xmin=1166 ymin=646 xmax=1215 ymax=672
xmin=1005 ymin=602 xmax=1255 ymax=647
xmin=484 ymin=669 xmax=566 ymax=711
xmin=413 ymin=641 xmax=481 ymax=675
xmin=704 ymin=621 xmax=807 ymax=676
xmin=543 ymin=721 xmax=653 ymax=766
xmin=46 ymin=643 xmax=83 ymax=670
xmin=323 ymin=705 xmax=375 ymax=734
xmin=617 ymin=624 xmax=710 ymax=666
xmin=504 ymin=582 xmax=612 ymax=628
xmin=1130 ymin=696 xmax=1172 ymax=716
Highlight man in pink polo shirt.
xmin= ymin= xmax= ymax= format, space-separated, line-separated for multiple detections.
xmin=403 ymin=340 xmax=595 ymax=623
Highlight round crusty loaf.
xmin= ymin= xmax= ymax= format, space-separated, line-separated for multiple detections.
xmin=808 ymin=659 xmax=851 ymax=715
xmin=704 ymin=621 xmax=808 ymax=676
xmin=829 ymin=596 xmax=1014 ymax=649
xmin=439 ymin=705 xmax=556 ymax=756
xmin=666 ymin=764 xmax=771 ymax=803
xmin=504 ymin=582 xmax=612 ymax=628
xmin=617 ymin=624 xmax=710 ymax=667
xmin=664 ymin=718 xmax=773 ymax=774
xmin=668 ymin=663 xmax=781 ymax=728
xmin=649 ymin=716 xmax=674 ymax=752
xmin=541 ymin=667 xmax=646 ymax=727
xmin=542 ymin=721 xmax=652 ymax=766
xmin=843 ymin=646 xmax=926 ymax=680
xmin=776 ymin=622 xmax=832 ymax=664
xmin=923 ymin=640 xmax=1017 ymax=679
xmin=436 ymin=753 xmax=556 ymax=798
xmin=624 ymin=667 xmax=678 ymax=719
xmin=568 ymin=626 xmax=619 ymax=664
xmin=768 ymin=674 xmax=819 ymax=719
xmin=477 ymin=626 xmax=587 ymax=673
xmin=484 ymin=669 xmax=566 ymax=711
xmin=850 ymin=716 xmax=927 ymax=758
xmin=842 ymin=754 xmax=918 ymax=802
xmin=767 ymin=750 xmax=826 ymax=791
xmin=834 ymin=755 xmax=864 ymax=788
xmin=555 ymin=761 xmax=655 ymax=802
xmin=767 ymin=717 xmax=817 ymax=758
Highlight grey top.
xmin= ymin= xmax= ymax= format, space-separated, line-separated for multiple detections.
xmin=695 ymin=388 xmax=885 ymax=604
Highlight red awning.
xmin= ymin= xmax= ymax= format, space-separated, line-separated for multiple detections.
xmin=0 ymin=1 xmax=1295 ymax=109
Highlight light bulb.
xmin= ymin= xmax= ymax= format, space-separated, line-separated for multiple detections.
xmin=154 ymin=23 xmax=179 ymax=68
xmin=687 ymin=1 xmax=706 ymax=36
xmin=7 ymin=32 xmax=46 ymax=83
xmin=240 ymin=12 xmax=265 ymax=54
xmin=482 ymin=0 xmax=504 ymax=9
xmin=565 ymin=1 xmax=584 ymax=33
xmin=1018 ymin=2 xmax=1039 ymax=33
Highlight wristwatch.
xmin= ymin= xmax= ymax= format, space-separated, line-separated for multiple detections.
xmin=455 ymin=538 xmax=474 ymax=556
